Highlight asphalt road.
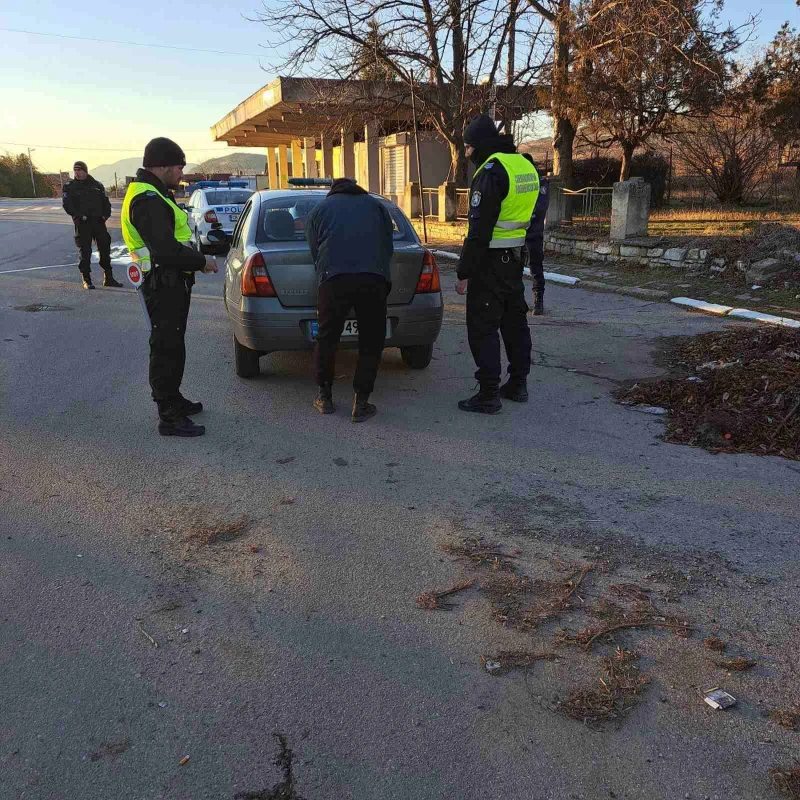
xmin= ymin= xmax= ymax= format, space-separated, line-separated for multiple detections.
xmin=1 ymin=203 xmax=798 ymax=800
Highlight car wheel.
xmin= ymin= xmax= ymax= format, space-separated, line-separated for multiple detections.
xmin=401 ymin=344 xmax=434 ymax=370
xmin=234 ymin=335 xmax=260 ymax=378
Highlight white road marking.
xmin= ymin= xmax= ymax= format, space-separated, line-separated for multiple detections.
xmin=0 ymin=262 xmax=79 ymax=275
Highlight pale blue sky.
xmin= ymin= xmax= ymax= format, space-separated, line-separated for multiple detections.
xmin=1 ymin=0 xmax=796 ymax=173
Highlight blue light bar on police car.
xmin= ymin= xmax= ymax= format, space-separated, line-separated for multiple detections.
xmin=288 ymin=178 xmax=333 ymax=187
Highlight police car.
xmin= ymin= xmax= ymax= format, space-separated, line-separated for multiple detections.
xmin=184 ymin=183 xmax=254 ymax=253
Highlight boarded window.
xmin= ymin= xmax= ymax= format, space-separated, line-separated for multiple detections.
xmin=381 ymin=145 xmax=406 ymax=196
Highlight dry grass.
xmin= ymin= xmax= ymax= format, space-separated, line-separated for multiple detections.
xmin=416 ymin=579 xmax=474 ymax=610
xmin=555 ymin=649 xmax=649 ymax=725
xmin=184 ymin=514 xmax=249 ymax=546
xmin=770 ymin=706 xmax=800 ymax=731
xmin=711 ymin=656 xmax=758 ymax=672
xmin=703 ymin=637 xmax=727 ymax=652
xmin=770 ymin=763 xmax=800 ymax=799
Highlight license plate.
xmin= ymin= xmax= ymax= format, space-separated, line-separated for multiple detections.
xmin=310 ymin=319 xmax=391 ymax=339
xmin=229 ymin=213 xmax=240 ymax=222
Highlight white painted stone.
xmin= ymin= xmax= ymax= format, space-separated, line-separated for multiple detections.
xmin=594 ymin=245 xmax=613 ymax=255
xmin=664 ymin=248 xmax=688 ymax=262
xmin=620 ymin=245 xmax=644 ymax=257
xmin=671 ymin=297 xmax=733 ymax=315
xmin=751 ymin=257 xmax=781 ymax=272
xmin=727 ymin=309 xmax=800 ymax=328
xmin=544 ymin=272 xmax=580 ymax=285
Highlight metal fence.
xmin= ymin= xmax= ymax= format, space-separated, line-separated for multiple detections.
xmin=559 ymin=186 xmax=614 ymax=231
xmin=421 ymin=188 xmax=439 ymax=218
xmin=456 ymin=189 xmax=470 ymax=219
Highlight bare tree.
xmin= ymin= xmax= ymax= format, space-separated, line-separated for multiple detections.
xmin=252 ymin=0 xmax=549 ymax=184
xmin=572 ymin=0 xmax=749 ymax=182
xmin=672 ymin=91 xmax=779 ymax=205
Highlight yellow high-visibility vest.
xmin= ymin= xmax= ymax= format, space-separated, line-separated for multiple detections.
xmin=121 ymin=181 xmax=192 ymax=274
xmin=472 ymin=152 xmax=540 ymax=248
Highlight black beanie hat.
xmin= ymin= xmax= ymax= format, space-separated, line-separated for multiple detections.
xmin=143 ymin=137 xmax=186 ymax=168
xmin=463 ymin=114 xmax=500 ymax=148
xmin=73 ymin=160 xmax=88 ymax=171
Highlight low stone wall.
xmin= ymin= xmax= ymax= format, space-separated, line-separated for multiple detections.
xmin=545 ymin=232 xmax=712 ymax=271
xmin=411 ymin=219 xmax=465 ymax=242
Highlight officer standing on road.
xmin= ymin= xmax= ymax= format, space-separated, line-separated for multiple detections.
xmin=120 ymin=137 xmax=218 ymax=438
xmin=455 ymin=115 xmax=540 ymax=414
xmin=62 ymin=160 xmax=122 ymax=290
xmin=522 ymin=153 xmax=550 ymax=316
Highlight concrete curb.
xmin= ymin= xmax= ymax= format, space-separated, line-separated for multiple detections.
xmin=525 ymin=267 xmax=800 ymax=330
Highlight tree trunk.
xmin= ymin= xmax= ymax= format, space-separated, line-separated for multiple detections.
xmin=450 ymin=139 xmax=469 ymax=187
xmin=553 ymin=116 xmax=576 ymax=186
xmin=620 ymin=143 xmax=635 ymax=181
xmin=551 ymin=2 xmax=575 ymax=187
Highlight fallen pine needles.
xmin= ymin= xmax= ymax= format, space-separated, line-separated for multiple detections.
xmin=441 ymin=537 xmax=518 ymax=571
xmin=555 ymin=649 xmax=648 ymax=725
xmin=482 ymin=650 xmax=559 ymax=674
xmin=770 ymin=763 xmax=800 ymax=799
xmin=416 ymin=579 xmax=474 ymax=610
xmin=711 ymin=656 xmax=757 ymax=672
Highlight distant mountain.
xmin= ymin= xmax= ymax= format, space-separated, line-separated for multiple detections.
xmin=197 ymin=153 xmax=267 ymax=175
xmin=88 ymin=157 xmax=200 ymax=188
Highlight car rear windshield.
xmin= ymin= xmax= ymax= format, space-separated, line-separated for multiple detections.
xmin=204 ymin=190 xmax=253 ymax=205
xmin=255 ymin=194 xmax=414 ymax=243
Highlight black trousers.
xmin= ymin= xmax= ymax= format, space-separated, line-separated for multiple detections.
xmin=141 ymin=271 xmax=193 ymax=416
xmin=313 ymin=274 xmax=388 ymax=394
xmin=74 ymin=219 xmax=111 ymax=277
xmin=466 ymin=250 xmax=532 ymax=390
xmin=527 ymin=234 xmax=545 ymax=294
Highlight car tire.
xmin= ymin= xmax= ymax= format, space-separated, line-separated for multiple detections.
xmin=401 ymin=344 xmax=434 ymax=370
xmin=234 ymin=335 xmax=260 ymax=378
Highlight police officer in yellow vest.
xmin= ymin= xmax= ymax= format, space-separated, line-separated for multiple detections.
xmin=456 ymin=115 xmax=540 ymax=414
xmin=121 ymin=137 xmax=218 ymax=437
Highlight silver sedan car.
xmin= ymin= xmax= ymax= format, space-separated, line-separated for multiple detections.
xmin=223 ymin=188 xmax=444 ymax=378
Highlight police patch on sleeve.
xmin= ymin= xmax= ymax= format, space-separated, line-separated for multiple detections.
xmin=471 ymin=191 xmax=482 ymax=207
xmin=484 ymin=161 xmax=494 ymax=169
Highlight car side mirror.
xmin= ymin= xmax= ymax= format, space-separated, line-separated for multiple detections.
xmin=207 ymin=229 xmax=228 ymax=245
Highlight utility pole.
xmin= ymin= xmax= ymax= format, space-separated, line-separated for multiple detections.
xmin=59 ymin=169 xmax=64 ymax=192
xmin=27 ymin=148 xmax=36 ymax=196
xmin=114 ymin=172 xmax=118 ymax=199
xmin=409 ymin=69 xmax=428 ymax=243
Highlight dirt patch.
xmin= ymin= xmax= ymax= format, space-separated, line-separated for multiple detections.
xmin=616 ymin=326 xmax=800 ymax=460
xmin=88 ymin=738 xmax=130 ymax=761
xmin=184 ymin=514 xmax=249 ymax=546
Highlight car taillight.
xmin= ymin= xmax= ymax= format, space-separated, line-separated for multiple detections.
xmin=241 ymin=251 xmax=277 ymax=297
xmin=416 ymin=250 xmax=441 ymax=294
xmin=204 ymin=210 xmax=218 ymax=223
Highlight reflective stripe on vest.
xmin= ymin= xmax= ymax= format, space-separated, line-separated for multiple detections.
xmin=472 ymin=152 xmax=540 ymax=249
xmin=121 ymin=182 xmax=192 ymax=273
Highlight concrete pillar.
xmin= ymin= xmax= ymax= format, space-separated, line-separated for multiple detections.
xmin=341 ymin=130 xmax=355 ymax=179
xmin=404 ymin=182 xmax=421 ymax=218
xmin=320 ymin=134 xmax=334 ymax=179
xmin=544 ymin=178 xmax=566 ymax=231
xmin=438 ymin=182 xmax=457 ymax=222
xmin=611 ymin=177 xmax=651 ymax=240
xmin=266 ymin=147 xmax=278 ymax=190
xmin=291 ymin=141 xmax=303 ymax=178
xmin=303 ymin=137 xmax=318 ymax=179
xmin=277 ymin=145 xmax=289 ymax=188
xmin=364 ymin=122 xmax=380 ymax=194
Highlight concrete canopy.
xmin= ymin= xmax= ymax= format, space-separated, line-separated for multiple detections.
xmin=210 ymin=76 xmax=546 ymax=148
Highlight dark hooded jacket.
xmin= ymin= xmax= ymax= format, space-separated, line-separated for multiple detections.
xmin=305 ymin=180 xmax=394 ymax=284
xmin=62 ymin=175 xmax=112 ymax=221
